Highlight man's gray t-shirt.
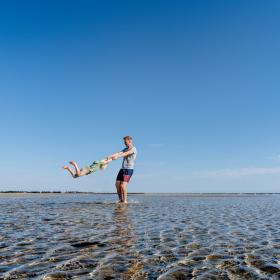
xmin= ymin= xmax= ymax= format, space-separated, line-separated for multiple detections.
xmin=122 ymin=146 xmax=137 ymax=169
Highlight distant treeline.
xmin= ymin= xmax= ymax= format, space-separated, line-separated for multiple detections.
xmin=0 ymin=191 xmax=279 ymax=195
xmin=0 ymin=191 xmax=63 ymax=193
xmin=0 ymin=191 xmax=145 ymax=194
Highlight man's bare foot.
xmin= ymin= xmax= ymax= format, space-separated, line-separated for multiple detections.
xmin=123 ymin=201 xmax=127 ymax=204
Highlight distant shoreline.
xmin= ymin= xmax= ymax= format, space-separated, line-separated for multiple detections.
xmin=0 ymin=191 xmax=279 ymax=195
xmin=0 ymin=191 xmax=144 ymax=195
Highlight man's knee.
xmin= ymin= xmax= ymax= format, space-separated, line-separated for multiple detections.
xmin=120 ymin=182 xmax=127 ymax=190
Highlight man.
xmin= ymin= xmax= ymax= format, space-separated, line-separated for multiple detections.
xmin=107 ymin=136 xmax=137 ymax=203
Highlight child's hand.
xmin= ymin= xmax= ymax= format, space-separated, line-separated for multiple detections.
xmin=112 ymin=155 xmax=118 ymax=160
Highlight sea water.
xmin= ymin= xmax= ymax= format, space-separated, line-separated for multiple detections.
xmin=0 ymin=193 xmax=280 ymax=279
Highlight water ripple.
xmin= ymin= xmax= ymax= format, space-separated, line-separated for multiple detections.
xmin=0 ymin=194 xmax=280 ymax=279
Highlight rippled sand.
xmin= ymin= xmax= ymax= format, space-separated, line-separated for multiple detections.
xmin=0 ymin=193 xmax=280 ymax=279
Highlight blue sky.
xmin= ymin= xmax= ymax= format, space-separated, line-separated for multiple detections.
xmin=1 ymin=0 xmax=280 ymax=192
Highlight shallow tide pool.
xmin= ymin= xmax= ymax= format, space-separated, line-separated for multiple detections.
xmin=0 ymin=193 xmax=280 ymax=279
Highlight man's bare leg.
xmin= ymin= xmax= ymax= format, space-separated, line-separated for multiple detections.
xmin=69 ymin=161 xmax=81 ymax=177
xmin=116 ymin=180 xmax=123 ymax=203
xmin=63 ymin=165 xmax=76 ymax=178
xmin=120 ymin=182 xmax=128 ymax=203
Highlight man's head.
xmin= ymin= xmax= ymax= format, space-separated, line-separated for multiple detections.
xmin=123 ymin=135 xmax=133 ymax=147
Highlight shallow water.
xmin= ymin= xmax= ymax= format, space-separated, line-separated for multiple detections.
xmin=0 ymin=193 xmax=280 ymax=279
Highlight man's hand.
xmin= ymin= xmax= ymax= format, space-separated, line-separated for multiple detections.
xmin=106 ymin=152 xmax=123 ymax=161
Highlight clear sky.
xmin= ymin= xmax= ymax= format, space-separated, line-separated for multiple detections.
xmin=1 ymin=0 xmax=280 ymax=192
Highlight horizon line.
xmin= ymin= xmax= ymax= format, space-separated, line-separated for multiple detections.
xmin=0 ymin=191 xmax=279 ymax=195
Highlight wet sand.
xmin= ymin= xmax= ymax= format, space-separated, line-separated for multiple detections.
xmin=0 ymin=193 xmax=280 ymax=279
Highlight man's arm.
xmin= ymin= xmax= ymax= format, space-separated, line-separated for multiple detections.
xmin=106 ymin=151 xmax=123 ymax=160
xmin=107 ymin=149 xmax=134 ymax=160
xmin=119 ymin=150 xmax=134 ymax=157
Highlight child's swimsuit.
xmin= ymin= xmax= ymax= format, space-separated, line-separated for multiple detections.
xmin=89 ymin=161 xmax=104 ymax=173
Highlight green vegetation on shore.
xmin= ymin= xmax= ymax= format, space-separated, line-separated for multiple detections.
xmin=0 ymin=191 xmax=279 ymax=195
xmin=0 ymin=191 xmax=145 ymax=194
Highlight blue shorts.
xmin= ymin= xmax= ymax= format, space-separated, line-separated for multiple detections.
xmin=116 ymin=169 xmax=134 ymax=183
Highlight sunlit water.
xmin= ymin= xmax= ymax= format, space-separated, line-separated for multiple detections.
xmin=0 ymin=193 xmax=280 ymax=279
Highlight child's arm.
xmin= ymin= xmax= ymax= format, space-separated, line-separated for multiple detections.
xmin=101 ymin=157 xmax=113 ymax=164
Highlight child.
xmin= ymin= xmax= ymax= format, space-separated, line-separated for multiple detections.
xmin=63 ymin=157 xmax=113 ymax=178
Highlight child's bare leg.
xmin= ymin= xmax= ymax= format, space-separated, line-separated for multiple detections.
xmin=63 ymin=165 xmax=76 ymax=178
xmin=69 ymin=161 xmax=81 ymax=177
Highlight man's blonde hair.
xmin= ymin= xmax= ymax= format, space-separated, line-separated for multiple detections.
xmin=123 ymin=135 xmax=133 ymax=141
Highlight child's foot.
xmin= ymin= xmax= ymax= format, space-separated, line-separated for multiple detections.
xmin=63 ymin=165 xmax=69 ymax=170
xmin=69 ymin=161 xmax=75 ymax=165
